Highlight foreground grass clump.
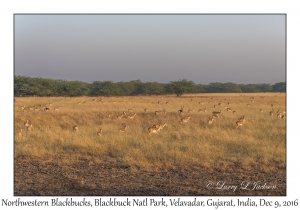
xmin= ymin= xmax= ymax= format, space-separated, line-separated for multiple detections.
xmin=14 ymin=93 xmax=286 ymax=170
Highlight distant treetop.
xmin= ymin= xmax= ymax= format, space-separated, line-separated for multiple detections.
xmin=14 ymin=75 xmax=286 ymax=97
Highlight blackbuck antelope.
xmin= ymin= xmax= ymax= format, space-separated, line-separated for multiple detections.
xmin=181 ymin=116 xmax=191 ymax=124
xmin=236 ymin=116 xmax=245 ymax=128
xmin=148 ymin=126 xmax=161 ymax=135
xmin=276 ymin=110 xmax=285 ymax=116
xmin=128 ymin=113 xmax=137 ymax=119
xmin=152 ymin=124 xmax=160 ymax=129
xmin=154 ymin=109 xmax=167 ymax=115
xmin=188 ymin=108 xmax=194 ymax=113
xmin=117 ymin=114 xmax=124 ymax=119
xmin=73 ymin=125 xmax=78 ymax=132
xmin=148 ymin=123 xmax=167 ymax=135
xmin=27 ymin=124 xmax=33 ymax=132
xmin=212 ymin=110 xmax=221 ymax=115
xmin=198 ymin=108 xmax=207 ymax=113
xmin=24 ymin=120 xmax=30 ymax=130
xmin=118 ymin=125 xmax=127 ymax=133
xmin=207 ymin=118 xmax=214 ymax=125
xmin=97 ymin=129 xmax=103 ymax=137
xmin=44 ymin=107 xmax=50 ymax=111
xmin=238 ymin=116 xmax=245 ymax=121
xmin=17 ymin=129 xmax=23 ymax=137
xmin=178 ymin=105 xmax=184 ymax=114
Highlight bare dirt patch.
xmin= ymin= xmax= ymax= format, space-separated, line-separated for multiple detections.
xmin=14 ymin=155 xmax=285 ymax=196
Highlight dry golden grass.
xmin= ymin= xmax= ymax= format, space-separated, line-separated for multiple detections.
xmin=14 ymin=93 xmax=286 ymax=170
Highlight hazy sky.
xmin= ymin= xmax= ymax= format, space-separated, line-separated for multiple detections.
xmin=14 ymin=14 xmax=285 ymax=84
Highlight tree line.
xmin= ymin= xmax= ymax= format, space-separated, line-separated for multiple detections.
xmin=14 ymin=75 xmax=286 ymax=97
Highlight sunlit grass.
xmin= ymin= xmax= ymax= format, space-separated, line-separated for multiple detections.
xmin=14 ymin=93 xmax=286 ymax=171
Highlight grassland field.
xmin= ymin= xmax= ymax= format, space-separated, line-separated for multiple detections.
xmin=14 ymin=93 xmax=286 ymax=195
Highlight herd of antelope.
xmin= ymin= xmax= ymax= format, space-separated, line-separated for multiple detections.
xmin=15 ymin=94 xmax=286 ymax=138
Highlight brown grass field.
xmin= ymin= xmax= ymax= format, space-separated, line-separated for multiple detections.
xmin=14 ymin=93 xmax=286 ymax=196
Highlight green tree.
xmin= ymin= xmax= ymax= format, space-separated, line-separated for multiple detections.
xmin=117 ymin=82 xmax=136 ymax=96
xmin=90 ymin=81 xmax=123 ymax=96
xmin=195 ymin=84 xmax=206 ymax=93
xmin=67 ymin=81 xmax=90 ymax=96
xmin=206 ymin=82 xmax=224 ymax=93
xmin=14 ymin=75 xmax=90 ymax=97
xmin=164 ymin=83 xmax=175 ymax=95
xmin=169 ymin=79 xmax=196 ymax=97
xmin=222 ymin=82 xmax=242 ymax=93
xmin=257 ymin=83 xmax=272 ymax=92
xmin=128 ymin=80 xmax=147 ymax=95
xmin=145 ymin=82 xmax=164 ymax=96
xmin=240 ymin=84 xmax=260 ymax=93
xmin=272 ymin=82 xmax=286 ymax=92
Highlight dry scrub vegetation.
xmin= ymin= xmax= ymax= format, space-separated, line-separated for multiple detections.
xmin=14 ymin=93 xmax=286 ymax=195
